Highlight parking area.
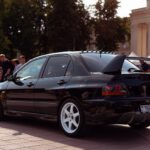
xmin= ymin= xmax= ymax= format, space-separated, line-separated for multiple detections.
xmin=0 ymin=118 xmax=150 ymax=150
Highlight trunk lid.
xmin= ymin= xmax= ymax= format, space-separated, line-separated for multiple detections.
xmin=112 ymin=73 xmax=150 ymax=97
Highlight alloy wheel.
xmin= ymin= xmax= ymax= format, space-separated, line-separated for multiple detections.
xmin=60 ymin=102 xmax=80 ymax=134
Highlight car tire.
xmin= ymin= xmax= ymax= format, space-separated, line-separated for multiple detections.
xmin=129 ymin=122 xmax=150 ymax=129
xmin=59 ymin=99 xmax=85 ymax=137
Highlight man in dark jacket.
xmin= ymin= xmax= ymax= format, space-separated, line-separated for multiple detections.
xmin=139 ymin=59 xmax=150 ymax=72
xmin=0 ymin=54 xmax=11 ymax=81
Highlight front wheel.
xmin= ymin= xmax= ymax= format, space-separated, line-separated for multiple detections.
xmin=59 ymin=99 xmax=84 ymax=137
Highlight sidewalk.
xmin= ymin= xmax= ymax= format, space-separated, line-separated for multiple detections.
xmin=0 ymin=118 xmax=150 ymax=150
xmin=0 ymin=118 xmax=100 ymax=150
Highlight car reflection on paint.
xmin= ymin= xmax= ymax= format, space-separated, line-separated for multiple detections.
xmin=0 ymin=51 xmax=150 ymax=137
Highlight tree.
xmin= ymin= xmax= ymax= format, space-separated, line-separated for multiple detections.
xmin=0 ymin=0 xmax=12 ymax=57
xmin=2 ymin=0 xmax=92 ymax=57
xmin=116 ymin=17 xmax=130 ymax=43
xmin=94 ymin=0 xmax=130 ymax=52
xmin=47 ymin=0 xmax=90 ymax=51
xmin=3 ymin=0 xmax=39 ymax=58
xmin=3 ymin=0 xmax=53 ymax=58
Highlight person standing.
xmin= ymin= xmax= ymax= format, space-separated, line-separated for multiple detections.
xmin=0 ymin=57 xmax=3 ymax=82
xmin=0 ymin=54 xmax=11 ymax=81
xmin=139 ymin=59 xmax=150 ymax=72
xmin=14 ymin=55 xmax=26 ymax=72
xmin=10 ymin=58 xmax=19 ymax=74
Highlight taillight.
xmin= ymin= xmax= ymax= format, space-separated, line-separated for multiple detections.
xmin=102 ymin=84 xmax=127 ymax=96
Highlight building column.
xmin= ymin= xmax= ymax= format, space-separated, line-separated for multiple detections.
xmin=131 ymin=24 xmax=138 ymax=55
xmin=147 ymin=23 xmax=150 ymax=56
xmin=140 ymin=23 xmax=148 ymax=57
xmin=135 ymin=23 xmax=148 ymax=57
xmin=147 ymin=0 xmax=150 ymax=8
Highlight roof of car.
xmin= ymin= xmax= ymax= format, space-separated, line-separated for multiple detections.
xmin=38 ymin=50 xmax=117 ymax=57
xmin=31 ymin=51 xmax=119 ymax=61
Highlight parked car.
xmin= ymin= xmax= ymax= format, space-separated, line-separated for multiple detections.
xmin=0 ymin=51 xmax=150 ymax=137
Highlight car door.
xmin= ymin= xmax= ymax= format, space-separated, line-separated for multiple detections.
xmin=5 ymin=57 xmax=47 ymax=113
xmin=34 ymin=54 xmax=73 ymax=115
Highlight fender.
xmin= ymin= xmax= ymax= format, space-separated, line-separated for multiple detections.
xmin=0 ymin=91 xmax=6 ymax=102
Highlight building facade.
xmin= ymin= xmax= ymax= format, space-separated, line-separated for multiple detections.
xmin=131 ymin=0 xmax=150 ymax=57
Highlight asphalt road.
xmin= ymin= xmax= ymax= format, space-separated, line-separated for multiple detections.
xmin=0 ymin=117 xmax=149 ymax=150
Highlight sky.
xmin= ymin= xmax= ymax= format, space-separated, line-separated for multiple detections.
xmin=83 ymin=0 xmax=147 ymax=17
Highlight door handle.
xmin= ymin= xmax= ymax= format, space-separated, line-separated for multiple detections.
xmin=57 ymin=80 xmax=66 ymax=85
xmin=27 ymin=82 xmax=34 ymax=87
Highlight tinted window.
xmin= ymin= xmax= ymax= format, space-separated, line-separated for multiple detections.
xmin=43 ymin=55 xmax=71 ymax=78
xmin=16 ymin=57 xmax=46 ymax=80
xmin=65 ymin=61 xmax=73 ymax=76
xmin=122 ymin=60 xmax=140 ymax=73
xmin=81 ymin=53 xmax=139 ymax=73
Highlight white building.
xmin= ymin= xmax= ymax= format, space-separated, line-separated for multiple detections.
xmin=131 ymin=0 xmax=150 ymax=57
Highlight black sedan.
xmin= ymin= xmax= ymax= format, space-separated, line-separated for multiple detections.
xmin=0 ymin=51 xmax=150 ymax=137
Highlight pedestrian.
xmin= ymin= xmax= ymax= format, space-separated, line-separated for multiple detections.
xmin=0 ymin=63 xmax=3 ymax=82
xmin=0 ymin=54 xmax=12 ymax=81
xmin=139 ymin=59 xmax=150 ymax=72
xmin=0 ymin=55 xmax=3 ymax=82
xmin=10 ymin=58 xmax=19 ymax=74
xmin=14 ymin=55 xmax=26 ymax=72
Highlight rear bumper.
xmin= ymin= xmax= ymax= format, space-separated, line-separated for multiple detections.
xmin=82 ymin=97 xmax=150 ymax=125
xmin=117 ymin=111 xmax=150 ymax=124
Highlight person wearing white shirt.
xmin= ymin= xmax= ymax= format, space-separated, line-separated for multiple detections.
xmin=14 ymin=55 xmax=26 ymax=72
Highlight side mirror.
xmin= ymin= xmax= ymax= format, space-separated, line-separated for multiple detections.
xmin=8 ymin=75 xmax=24 ymax=86
xmin=7 ymin=75 xmax=15 ymax=81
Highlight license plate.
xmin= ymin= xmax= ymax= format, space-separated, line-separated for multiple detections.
xmin=140 ymin=105 xmax=150 ymax=113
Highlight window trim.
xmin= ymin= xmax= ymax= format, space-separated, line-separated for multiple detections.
xmin=42 ymin=54 xmax=73 ymax=78
xmin=14 ymin=56 xmax=48 ymax=79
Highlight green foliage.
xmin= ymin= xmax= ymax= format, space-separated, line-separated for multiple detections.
xmin=118 ymin=17 xmax=130 ymax=42
xmin=95 ymin=0 xmax=130 ymax=52
xmin=47 ymin=0 xmax=90 ymax=51
xmin=0 ymin=0 xmax=13 ymax=56
xmin=0 ymin=0 xmax=130 ymax=58
xmin=103 ymin=0 xmax=119 ymax=20
xmin=3 ymin=0 xmax=42 ymax=58
xmin=1 ymin=0 xmax=91 ymax=58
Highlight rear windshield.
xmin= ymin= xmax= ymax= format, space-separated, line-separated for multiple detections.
xmin=81 ymin=53 xmax=140 ymax=73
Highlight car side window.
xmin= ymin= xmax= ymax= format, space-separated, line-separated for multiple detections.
xmin=16 ymin=57 xmax=46 ymax=80
xmin=43 ymin=55 xmax=71 ymax=78
xmin=65 ymin=61 xmax=73 ymax=76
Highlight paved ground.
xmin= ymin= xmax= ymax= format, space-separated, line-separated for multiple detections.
xmin=0 ymin=118 xmax=150 ymax=150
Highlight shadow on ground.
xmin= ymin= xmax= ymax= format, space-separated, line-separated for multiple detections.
xmin=0 ymin=117 xmax=150 ymax=150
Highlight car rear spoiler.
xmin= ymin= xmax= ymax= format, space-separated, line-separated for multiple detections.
xmin=102 ymin=55 xmax=126 ymax=75
xmin=126 ymin=56 xmax=150 ymax=61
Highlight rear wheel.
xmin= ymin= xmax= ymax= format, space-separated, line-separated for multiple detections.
xmin=59 ymin=99 xmax=84 ymax=137
xmin=129 ymin=122 xmax=150 ymax=129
